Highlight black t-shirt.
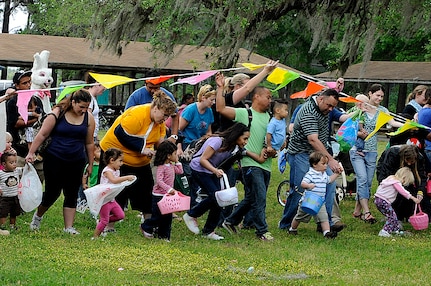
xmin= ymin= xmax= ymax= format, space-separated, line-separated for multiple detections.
xmin=215 ymin=92 xmax=247 ymax=132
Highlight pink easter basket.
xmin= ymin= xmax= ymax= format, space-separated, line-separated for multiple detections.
xmin=157 ymin=191 xmax=191 ymax=215
xmin=409 ymin=204 xmax=429 ymax=231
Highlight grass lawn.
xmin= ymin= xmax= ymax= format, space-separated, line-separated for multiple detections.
xmin=2 ymin=140 xmax=431 ymax=285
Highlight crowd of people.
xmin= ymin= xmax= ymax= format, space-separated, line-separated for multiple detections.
xmin=1 ymin=66 xmax=431 ymax=241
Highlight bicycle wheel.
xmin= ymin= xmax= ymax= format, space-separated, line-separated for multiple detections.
xmin=276 ymin=180 xmax=290 ymax=207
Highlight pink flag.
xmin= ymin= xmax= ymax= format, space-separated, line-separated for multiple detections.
xmin=17 ymin=90 xmax=39 ymax=124
xmin=172 ymin=71 xmax=218 ymax=85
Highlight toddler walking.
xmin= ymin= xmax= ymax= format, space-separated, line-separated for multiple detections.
xmin=0 ymin=152 xmax=23 ymax=234
xmin=140 ymin=140 xmax=183 ymax=241
xmin=266 ymin=99 xmax=288 ymax=153
xmin=92 ymin=148 xmax=135 ymax=239
xmin=374 ymin=167 xmax=422 ymax=237
xmin=288 ymin=151 xmax=340 ymax=239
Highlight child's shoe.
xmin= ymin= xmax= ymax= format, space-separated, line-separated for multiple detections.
xmin=324 ymin=231 xmax=337 ymax=239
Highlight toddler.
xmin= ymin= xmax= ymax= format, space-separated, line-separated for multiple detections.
xmin=0 ymin=152 xmax=23 ymax=233
xmin=140 ymin=140 xmax=183 ymax=241
xmin=0 ymin=132 xmax=16 ymax=171
xmin=288 ymin=151 xmax=340 ymax=239
xmin=348 ymin=94 xmax=369 ymax=156
xmin=92 ymin=148 xmax=135 ymax=239
xmin=266 ymin=99 xmax=288 ymax=154
xmin=374 ymin=167 xmax=422 ymax=237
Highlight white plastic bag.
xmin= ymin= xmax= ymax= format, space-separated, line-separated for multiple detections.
xmin=18 ymin=163 xmax=43 ymax=212
xmin=215 ymin=174 xmax=238 ymax=207
xmin=84 ymin=176 xmax=136 ymax=217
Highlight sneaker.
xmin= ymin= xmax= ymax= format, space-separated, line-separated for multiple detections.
xmin=393 ymin=230 xmax=412 ymax=237
xmin=324 ymin=231 xmax=337 ymax=239
xmin=258 ymin=232 xmax=274 ymax=241
xmin=63 ymin=227 xmax=80 ymax=235
xmin=30 ymin=212 xmax=43 ymax=231
xmin=331 ymin=222 xmax=347 ymax=233
xmin=139 ymin=225 xmax=154 ymax=238
xmin=183 ymin=213 xmax=199 ymax=234
xmin=205 ymin=232 xmax=224 ymax=240
xmin=222 ymin=221 xmax=237 ymax=234
xmin=378 ymin=229 xmax=391 ymax=237
xmin=9 ymin=224 xmax=18 ymax=231
xmin=288 ymin=228 xmax=298 ymax=235
xmin=0 ymin=229 xmax=10 ymax=236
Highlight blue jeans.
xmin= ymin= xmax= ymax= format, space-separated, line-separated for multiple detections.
xmin=349 ymin=150 xmax=377 ymax=200
xmin=142 ymin=195 xmax=173 ymax=240
xmin=225 ymin=166 xmax=270 ymax=236
xmin=279 ymin=153 xmax=336 ymax=229
xmin=188 ymin=170 xmax=221 ymax=235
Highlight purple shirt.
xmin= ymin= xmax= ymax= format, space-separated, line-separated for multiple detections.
xmin=190 ymin=137 xmax=231 ymax=174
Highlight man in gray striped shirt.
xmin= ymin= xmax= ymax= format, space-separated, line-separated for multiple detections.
xmin=279 ymin=89 xmax=342 ymax=230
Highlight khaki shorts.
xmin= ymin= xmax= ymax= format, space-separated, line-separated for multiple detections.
xmin=294 ymin=203 xmax=329 ymax=223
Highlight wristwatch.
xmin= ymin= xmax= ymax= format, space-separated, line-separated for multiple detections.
xmin=170 ymin=134 xmax=178 ymax=141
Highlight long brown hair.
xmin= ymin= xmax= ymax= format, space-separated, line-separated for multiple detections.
xmin=54 ymin=88 xmax=92 ymax=114
xmin=399 ymin=145 xmax=421 ymax=184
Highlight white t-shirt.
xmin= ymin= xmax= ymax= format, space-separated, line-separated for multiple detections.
xmin=89 ymin=95 xmax=99 ymax=139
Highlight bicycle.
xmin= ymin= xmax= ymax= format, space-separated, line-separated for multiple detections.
xmin=99 ymin=108 xmax=116 ymax=130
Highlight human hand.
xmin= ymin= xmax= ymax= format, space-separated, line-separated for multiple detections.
xmin=214 ymin=169 xmax=224 ymax=178
xmin=126 ymin=175 xmax=136 ymax=181
xmin=266 ymin=147 xmax=277 ymax=158
xmin=168 ymin=189 xmax=176 ymax=195
xmin=328 ymin=159 xmax=342 ymax=173
xmin=264 ymin=60 xmax=279 ymax=73
xmin=25 ymin=153 xmax=35 ymax=163
xmin=308 ymin=183 xmax=316 ymax=190
xmin=215 ymin=72 xmax=225 ymax=88
xmin=142 ymin=148 xmax=156 ymax=158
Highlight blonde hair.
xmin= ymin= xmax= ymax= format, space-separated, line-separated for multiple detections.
xmin=197 ymin=84 xmax=216 ymax=102
xmin=230 ymin=73 xmax=250 ymax=86
xmin=394 ymin=167 xmax=415 ymax=186
xmin=152 ymin=90 xmax=177 ymax=115
xmin=406 ymin=85 xmax=428 ymax=103
xmin=224 ymin=77 xmax=233 ymax=94
xmin=355 ymin=93 xmax=369 ymax=103
xmin=5 ymin=132 xmax=12 ymax=143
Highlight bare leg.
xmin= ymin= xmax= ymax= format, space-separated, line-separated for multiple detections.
xmin=63 ymin=207 xmax=76 ymax=228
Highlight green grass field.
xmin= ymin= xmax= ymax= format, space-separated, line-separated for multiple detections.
xmin=1 ymin=140 xmax=431 ymax=285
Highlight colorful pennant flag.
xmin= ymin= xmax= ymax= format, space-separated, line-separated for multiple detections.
xmin=171 ymin=70 xmax=218 ymax=86
xmin=16 ymin=90 xmax=38 ymax=124
xmin=267 ymin=68 xmax=300 ymax=92
xmin=386 ymin=120 xmax=428 ymax=136
xmin=290 ymin=81 xmax=325 ymax=99
xmin=89 ymin=72 xmax=134 ymax=89
xmin=365 ymin=111 xmax=394 ymax=141
xmin=339 ymin=96 xmax=361 ymax=103
xmin=56 ymin=85 xmax=85 ymax=103
xmin=241 ymin=63 xmax=267 ymax=71
xmin=146 ymin=75 xmax=174 ymax=85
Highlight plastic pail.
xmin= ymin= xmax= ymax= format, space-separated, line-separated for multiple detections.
xmin=301 ymin=191 xmax=324 ymax=216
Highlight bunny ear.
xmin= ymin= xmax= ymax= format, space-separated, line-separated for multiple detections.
xmin=32 ymin=50 xmax=50 ymax=72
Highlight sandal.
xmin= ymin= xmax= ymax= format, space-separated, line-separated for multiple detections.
xmin=352 ymin=212 xmax=362 ymax=219
xmin=363 ymin=212 xmax=377 ymax=224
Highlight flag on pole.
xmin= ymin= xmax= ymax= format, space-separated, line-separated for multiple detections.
xmin=171 ymin=71 xmax=218 ymax=86
xmin=89 ymin=73 xmax=134 ymax=89
xmin=267 ymin=68 xmax=300 ymax=92
xmin=241 ymin=63 xmax=266 ymax=71
xmin=56 ymin=85 xmax=85 ymax=103
xmin=290 ymin=81 xmax=325 ymax=99
xmin=365 ymin=112 xmax=394 ymax=141
xmin=146 ymin=75 xmax=174 ymax=85
xmin=16 ymin=90 xmax=37 ymax=124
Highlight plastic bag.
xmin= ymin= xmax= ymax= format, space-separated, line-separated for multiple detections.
xmin=335 ymin=117 xmax=359 ymax=152
xmin=84 ymin=176 xmax=136 ymax=217
xmin=18 ymin=163 xmax=43 ymax=212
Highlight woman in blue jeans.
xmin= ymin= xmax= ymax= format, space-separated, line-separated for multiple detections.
xmin=182 ymin=123 xmax=255 ymax=240
xmin=350 ymin=84 xmax=403 ymax=223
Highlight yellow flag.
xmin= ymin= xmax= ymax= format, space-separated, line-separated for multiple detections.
xmin=89 ymin=72 xmax=134 ymax=89
xmin=365 ymin=111 xmax=394 ymax=141
xmin=267 ymin=67 xmax=287 ymax=84
xmin=241 ymin=63 xmax=266 ymax=71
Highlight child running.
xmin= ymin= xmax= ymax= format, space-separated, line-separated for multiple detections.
xmin=140 ymin=140 xmax=183 ymax=241
xmin=0 ymin=152 xmax=23 ymax=234
xmin=374 ymin=167 xmax=423 ymax=237
xmin=288 ymin=151 xmax=340 ymax=239
xmin=92 ymin=148 xmax=135 ymax=239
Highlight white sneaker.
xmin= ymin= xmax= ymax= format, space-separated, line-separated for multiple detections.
xmin=0 ymin=229 xmax=10 ymax=236
xmin=30 ymin=212 xmax=43 ymax=231
xmin=183 ymin=213 xmax=199 ymax=234
xmin=63 ymin=227 xmax=80 ymax=235
xmin=205 ymin=232 xmax=224 ymax=240
xmin=378 ymin=229 xmax=391 ymax=237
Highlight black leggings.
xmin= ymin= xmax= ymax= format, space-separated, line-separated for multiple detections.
xmin=42 ymin=152 xmax=86 ymax=208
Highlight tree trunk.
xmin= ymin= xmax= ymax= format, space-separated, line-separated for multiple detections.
xmin=2 ymin=0 xmax=12 ymax=33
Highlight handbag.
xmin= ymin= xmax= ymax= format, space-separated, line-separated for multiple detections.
xmin=157 ymin=191 xmax=191 ymax=215
xmin=409 ymin=203 xmax=429 ymax=231
xmin=18 ymin=163 xmax=43 ymax=212
xmin=215 ymin=173 xmax=238 ymax=207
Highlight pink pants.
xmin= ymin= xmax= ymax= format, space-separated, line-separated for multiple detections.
xmin=96 ymin=201 xmax=125 ymax=231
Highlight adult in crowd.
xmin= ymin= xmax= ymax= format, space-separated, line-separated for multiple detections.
xmin=418 ymin=88 xmax=431 ymax=168
xmin=85 ymin=71 xmax=106 ymax=143
xmin=401 ymin=85 xmax=428 ymax=120
xmin=350 ymin=84 xmax=403 ymax=223
xmin=125 ymin=72 xmax=179 ymax=141
xmin=6 ymin=71 xmax=46 ymax=180
xmin=216 ymin=72 xmax=276 ymax=241
xmin=165 ymin=93 xmax=194 ymax=135
xmin=278 ymin=89 xmax=343 ymax=232
xmin=376 ymin=144 xmax=431 ymax=222
xmin=183 ymin=122 xmax=257 ymax=240
xmin=26 ymin=89 xmax=95 ymax=234
xmin=99 ymin=91 xmax=177 ymax=220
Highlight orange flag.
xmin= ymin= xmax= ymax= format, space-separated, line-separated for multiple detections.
xmin=290 ymin=81 xmax=325 ymax=99
xmin=339 ymin=96 xmax=360 ymax=103
xmin=147 ymin=75 xmax=174 ymax=85
xmin=365 ymin=111 xmax=394 ymax=141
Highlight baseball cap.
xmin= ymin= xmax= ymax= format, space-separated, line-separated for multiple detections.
xmin=13 ymin=70 xmax=32 ymax=84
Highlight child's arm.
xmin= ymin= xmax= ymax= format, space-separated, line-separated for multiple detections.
xmin=103 ymin=170 xmax=135 ymax=184
xmin=173 ymin=162 xmax=183 ymax=175
xmin=301 ymin=180 xmax=315 ymax=190
xmin=266 ymin=132 xmax=275 ymax=154
xmin=156 ymin=166 xmax=176 ymax=194
xmin=328 ymin=172 xmax=340 ymax=184
xmin=393 ymin=181 xmax=423 ymax=204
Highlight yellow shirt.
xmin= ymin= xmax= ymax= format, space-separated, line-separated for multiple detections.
xmin=100 ymin=104 xmax=166 ymax=167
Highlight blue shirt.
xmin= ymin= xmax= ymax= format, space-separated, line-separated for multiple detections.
xmin=267 ymin=117 xmax=286 ymax=150
xmin=181 ymin=103 xmax=214 ymax=144
xmin=125 ymin=86 xmax=176 ymax=109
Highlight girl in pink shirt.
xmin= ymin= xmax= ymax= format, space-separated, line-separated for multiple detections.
xmin=140 ymin=140 xmax=183 ymax=241
xmin=374 ymin=167 xmax=422 ymax=237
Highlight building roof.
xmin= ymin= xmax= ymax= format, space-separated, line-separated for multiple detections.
xmin=0 ymin=33 xmax=303 ymax=75
xmin=315 ymin=61 xmax=431 ymax=84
